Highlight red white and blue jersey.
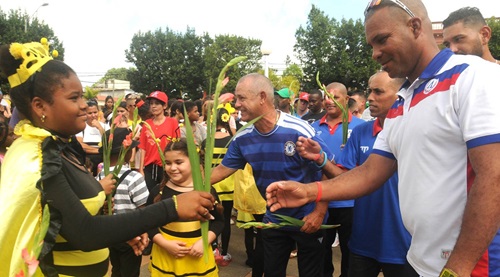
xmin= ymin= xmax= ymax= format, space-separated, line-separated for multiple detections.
xmin=311 ymin=113 xmax=364 ymax=208
xmin=373 ymin=49 xmax=500 ymax=276
xmin=222 ymin=111 xmax=333 ymax=225
xmin=338 ymin=119 xmax=411 ymax=264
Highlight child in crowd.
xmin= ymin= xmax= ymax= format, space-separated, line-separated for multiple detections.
xmin=149 ymin=139 xmax=223 ymax=277
xmin=97 ymin=127 xmax=149 ymax=277
xmin=179 ymin=100 xmax=206 ymax=147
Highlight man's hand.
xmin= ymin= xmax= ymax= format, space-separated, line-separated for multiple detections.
xmin=175 ymin=191 xmax=216 ymax=221
xmin=301 ymin=202 xmax=327 ymax=233
xmin=296 ymin=136 xmax=322 ymax=161
xmin=266 ymin=181 xmax=313 ymax=212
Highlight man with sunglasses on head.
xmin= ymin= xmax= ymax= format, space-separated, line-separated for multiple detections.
xmin=266 ymin=1 xmax=500 ymax=276
xmin=443 ymin=6 xmax=499 ymax=65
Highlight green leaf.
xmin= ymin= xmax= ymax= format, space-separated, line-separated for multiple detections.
xmin=273 ymin=214 xmax=305 ymax=226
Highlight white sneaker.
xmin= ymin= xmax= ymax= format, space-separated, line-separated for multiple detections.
xmin=331 ymin=234 xmax=339 ymax=247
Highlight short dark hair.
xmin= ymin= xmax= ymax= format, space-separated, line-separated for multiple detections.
xmin=348 ymin=98 xmax=358 ymax=109
xmin=443 ymin=7 xmax=486 ymax=28
xmin=348 ymin=90 xmax=367 ymax=100
xmin=308 ymin=89 xmax=323 ymax=99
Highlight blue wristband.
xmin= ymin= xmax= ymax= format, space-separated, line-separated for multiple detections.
xmin=319 ymin=152 xmax=328 ymax=168
xmin=315 ymin=151 xmax=328 ymax=169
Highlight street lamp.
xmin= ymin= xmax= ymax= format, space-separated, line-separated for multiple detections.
xmin=25 ymin=3 xmax=49 ymax=33
xmin=261 ymin=47 xmax=272 ymax=78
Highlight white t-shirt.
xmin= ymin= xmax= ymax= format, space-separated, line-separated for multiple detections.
xmin=76 ymin=122 xmax=109 ymax=147
xmin=373 ymin=50 xmax=500 ymax=276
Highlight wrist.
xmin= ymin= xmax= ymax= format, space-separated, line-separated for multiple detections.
xmin=440 ymin=268 xmax=459 ymax=277
xmin=314 ymin=152 xmax=328 ymax=169
xmin=315 ymin=181 xmax=323 ymax=203
xmin=314 ymin=149 xmax=324 ymax=162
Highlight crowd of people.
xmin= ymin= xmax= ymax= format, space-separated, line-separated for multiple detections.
xmin=0 ymin=1 xmax=499 ymax=277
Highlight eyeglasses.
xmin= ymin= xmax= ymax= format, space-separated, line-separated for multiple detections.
xmin=364 ymin=0 xmax=415 ymax=18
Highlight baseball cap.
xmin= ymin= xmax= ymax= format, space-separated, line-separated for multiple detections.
xmin=99 ymin=127 xmax=139 ymax=155
xmin=298 ymin=92 xmax=309 ymax=102
xmin=147 ymin=91 xmax=168 ymax=104
xmin=276 ymin=88 xmax=291 ymax=99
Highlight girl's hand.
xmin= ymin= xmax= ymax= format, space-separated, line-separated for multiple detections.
xmin=188 ymin=239 xmax=204 ymax=258
xmin=165 ymin=240 xmax=191 ymax=258
xmin=127 ymin=233 xmax=149 ymax=256
xmin=99 ymin=174 xmax=116 ymax=195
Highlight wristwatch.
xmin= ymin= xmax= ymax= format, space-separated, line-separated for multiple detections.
xmin=440 ymin=268 xmax=459 ymax=277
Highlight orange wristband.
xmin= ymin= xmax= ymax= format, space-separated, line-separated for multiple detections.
xmin=315 ymin=181 xmax=322 ymax=203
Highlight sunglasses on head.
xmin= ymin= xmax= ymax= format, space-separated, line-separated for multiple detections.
xmin=364 ymin=0 xmax=415 ymax=18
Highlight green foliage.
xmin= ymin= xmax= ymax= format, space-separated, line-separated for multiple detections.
xmin=83 ymin=86 xmax=99 ymax=100
xmin=295 ymin=5 xmax=379 ymax=91
xmin=203 ymin=34 xmax=261 ymax=98
xmin=125 ymin=28 xmax=261 ymax=100
xmin=282 ymin=64 xmax=303 ymax=81
xmin=95 ymin=68 xmax=130 ymax=86
xmin=0 ymin=8 xmax=64 ymax=91
xmin=125 ymin=27 xmax=206 ymax=100
xmin=295 ymin=5 xmax=337 ymax=90
xmin=487 ymin=17 xmax=500 ymax=59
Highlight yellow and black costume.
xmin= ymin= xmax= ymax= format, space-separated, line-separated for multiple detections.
xmin=0 ymin=121 xmax=180 ymax=276
xmin=149 ymin=186 xmax=224 ymax=277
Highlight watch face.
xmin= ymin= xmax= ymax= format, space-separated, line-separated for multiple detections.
xmin=440 ymin=269 xmax=458 ymax=277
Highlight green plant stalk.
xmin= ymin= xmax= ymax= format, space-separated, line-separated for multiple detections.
xmin=182 ymin=109 xmax=209 ymax=263
xmin=185 ymin=56 xmax=247 ymax=262
xmin=103 ymin=96 xmax=124 ymax=215
xmin=315 ymin=72 xmax=349 ymax=144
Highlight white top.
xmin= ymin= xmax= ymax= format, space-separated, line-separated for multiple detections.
xmin=76 ymin=122 xmax=109 ymax=147
xmin=373 ymin=50 xmax=500 ymax=276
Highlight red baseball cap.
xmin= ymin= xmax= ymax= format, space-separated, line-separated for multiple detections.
xmin=147 ymin=91 xmax=168 ymax=104
xmin=299 ymin=92 xmax=309 ymax=102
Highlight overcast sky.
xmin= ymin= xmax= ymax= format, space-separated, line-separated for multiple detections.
xmin=1 ymin=0 xmax=498 ymax=85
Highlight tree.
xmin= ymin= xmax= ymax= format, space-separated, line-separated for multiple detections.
xmin=125 ymin=27 xmax=206 ymax=99
xmin=294 ymin=5 xmax=379 ymax=91
xmin=126 ymin=29 xmax=263 ymax=100
xmin=95 ymin=68 xmax=130 ymax=85
xmin=0 ymin=8 xmax=64 ymax=92
xmin=295 ymin=5 xmax=337 ymax=90
xmin=282 ymin=63 xmax=303 ymax=81
xmin=329 ymin=18 xmax=379 ymax=90
xmin=487 ymin=17 xmax=500 ymax=60
xmin=203 ymin=34 xmax=262 ymax=97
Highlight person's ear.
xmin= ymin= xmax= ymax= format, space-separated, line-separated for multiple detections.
xmin=259 ymin=91 xmax=266 ymax=104
xmin=409 ymin=17 xmax=422 ymax=38
xmin=31 ymin=96 xmax=46 ymax=120
xmin=479 ymin=25 xmax=492 ymax=45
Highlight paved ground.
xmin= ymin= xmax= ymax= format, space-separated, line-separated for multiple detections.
xmin=135 ymin=223 xmax=344 ymax=277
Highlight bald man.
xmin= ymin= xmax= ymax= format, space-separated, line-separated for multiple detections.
xmin=310 ymin=82 xmax=364 ymax=277
xmin=266 ymin=0 xmax=500 ymax=276
xmin=443 ymin=6 xmax=498 ymax=64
